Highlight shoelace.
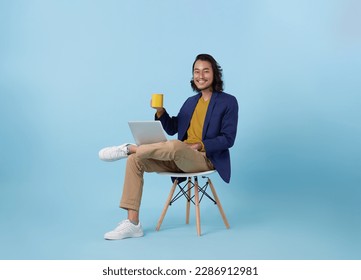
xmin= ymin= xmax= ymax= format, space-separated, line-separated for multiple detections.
xmin=115 ymin=146 xmax=127 ymax=157
xmin=115 ymin=220 xmax=132 ymax=231
xmin=111 ymin=144 xmax=131 ymax=158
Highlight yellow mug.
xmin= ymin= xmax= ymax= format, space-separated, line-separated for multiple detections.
xmin=151 ymin=93 xmax=164 ymax=108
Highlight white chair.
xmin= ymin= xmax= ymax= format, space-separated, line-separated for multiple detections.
xmin=155 ymin=170 xmax=230 ymax=236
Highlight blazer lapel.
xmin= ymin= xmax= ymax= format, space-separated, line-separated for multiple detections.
xmin=179 ymin=93 xmax=201 ymax=140
xmin=202 ymin=91 xmax=218 ymax=139
xmin=187 ymin=94 xmax=201 ymax=122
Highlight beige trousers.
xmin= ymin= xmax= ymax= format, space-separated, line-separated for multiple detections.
xmin=120 ymin=140 xmax=214 ymax=211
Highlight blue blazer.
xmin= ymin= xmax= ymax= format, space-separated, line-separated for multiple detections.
xmin=156 ymin=91 xmax=238 ymax=183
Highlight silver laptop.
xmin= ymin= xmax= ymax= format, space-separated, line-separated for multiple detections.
xmin=128 ymin=121 xmax=167 ymax=145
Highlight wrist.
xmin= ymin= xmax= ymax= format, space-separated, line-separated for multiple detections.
xmin=156 ymin=108 xmax=165 ymax=118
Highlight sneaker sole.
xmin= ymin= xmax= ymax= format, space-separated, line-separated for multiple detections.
xmin=104 ymin=232 xmax=144 ymax=240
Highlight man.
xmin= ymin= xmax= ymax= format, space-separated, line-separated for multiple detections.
xmin=99 ymin=54 xmax=238 ymax=240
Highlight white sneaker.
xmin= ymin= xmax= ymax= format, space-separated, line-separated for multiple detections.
xmin=98 ymin=143 xmax=134 ymax=161
xmin=104 ymin=219 xmax=144 ymax=240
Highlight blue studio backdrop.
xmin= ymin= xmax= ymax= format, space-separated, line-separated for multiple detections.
xmin=0 ymin=0 xmax=360 ymax=259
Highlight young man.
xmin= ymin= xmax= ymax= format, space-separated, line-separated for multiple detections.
xmin=99 ymin=54 xmax=238 ymax=240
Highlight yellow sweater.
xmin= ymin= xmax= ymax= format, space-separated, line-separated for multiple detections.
xmin=184 ymin=97 xmax=210 ymax=151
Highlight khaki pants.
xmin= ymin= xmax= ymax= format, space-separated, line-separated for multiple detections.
xmin=120 ymin=140 xmax=214 ymax=211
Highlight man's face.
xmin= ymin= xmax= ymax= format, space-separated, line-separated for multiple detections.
xmin=193 ymin=60 xmax=214 ymax=92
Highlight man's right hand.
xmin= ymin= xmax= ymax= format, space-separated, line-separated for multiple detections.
xmin=150 ymin=99 xmax=165 ymax=117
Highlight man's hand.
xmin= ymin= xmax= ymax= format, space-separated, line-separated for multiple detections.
xmin=150 ymin=99 xmax=165 ymax=117
xmin=187 ymin=142 xmax=202 ymax=151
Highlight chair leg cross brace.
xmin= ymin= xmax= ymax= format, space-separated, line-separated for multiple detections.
xmin=156 ymin=175 xmax=230 ymax=236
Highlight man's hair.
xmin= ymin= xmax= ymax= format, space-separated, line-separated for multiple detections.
xmin=190 ymin=54 xmax=224 ymax=92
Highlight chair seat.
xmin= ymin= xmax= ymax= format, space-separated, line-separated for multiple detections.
xmin=157 ymin=170 xmax=216 ymax=177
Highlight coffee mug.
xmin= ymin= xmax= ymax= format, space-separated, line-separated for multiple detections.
xmin=151 ymin=93 xmax=164 ymax=108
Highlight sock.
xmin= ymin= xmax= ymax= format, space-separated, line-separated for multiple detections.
xmin=126 ymin=144 xmax=132 ymax=155
xmin=129 ymin=219 xmax=139 ymax=226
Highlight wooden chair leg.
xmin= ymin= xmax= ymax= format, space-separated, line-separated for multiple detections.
xmin=208 ymin=178 xmax=230 ymax=229
xmin=156 ymin=179 xmax=178 ymax=231
xmin=194 ymin=177 xmax=201 ymax=236
xmin=186 ymin=177 xmax=191 ymax=224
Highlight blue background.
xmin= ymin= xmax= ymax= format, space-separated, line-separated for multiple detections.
xmin=0 ymin=0 xmax=360 ymax=259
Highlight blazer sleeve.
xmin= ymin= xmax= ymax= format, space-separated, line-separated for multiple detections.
xmin=155 ymin=110 xmax=178 ymax=136
xmin=155 ymin=96 xmax=197 ymax=138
